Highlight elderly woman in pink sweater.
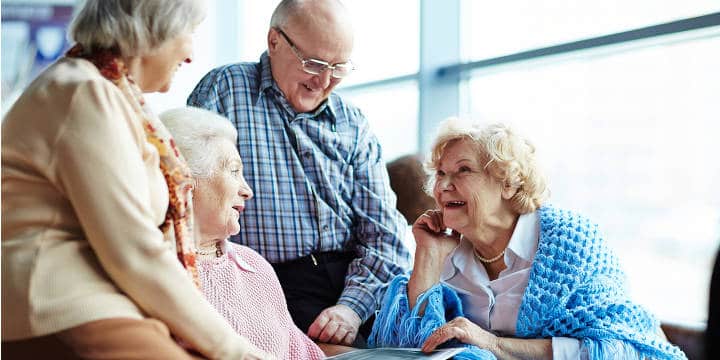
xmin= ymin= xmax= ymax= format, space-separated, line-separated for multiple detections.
xmin=160 ymin=106 xmax=327 ymax=359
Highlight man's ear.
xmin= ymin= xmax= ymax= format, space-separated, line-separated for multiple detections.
xmin=267 ymin=28 xmax=280 ymax=54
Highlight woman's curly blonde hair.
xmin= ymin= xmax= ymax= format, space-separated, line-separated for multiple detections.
xmin=425 ymin=118 xmax=549 ymax=214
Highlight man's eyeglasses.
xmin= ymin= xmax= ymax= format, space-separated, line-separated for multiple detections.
xmin=275 ymin=27 xmax=354 ymax=79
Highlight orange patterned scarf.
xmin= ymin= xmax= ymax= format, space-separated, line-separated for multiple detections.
xmin=67 ymin=44 xmax=200 ymax=287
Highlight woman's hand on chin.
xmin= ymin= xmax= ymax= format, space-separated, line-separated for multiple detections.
xmin=412 ymin=209 xmax=461 ymax=260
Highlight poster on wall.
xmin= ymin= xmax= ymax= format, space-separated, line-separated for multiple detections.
xmin=1 ymin=3 xmax=75 ymax=114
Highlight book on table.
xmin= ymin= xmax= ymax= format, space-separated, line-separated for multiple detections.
xmin=325 ymin=347 xmax=464 ymax=359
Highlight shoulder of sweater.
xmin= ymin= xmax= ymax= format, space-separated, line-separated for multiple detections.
xmin=536 ymin=204 xmax=609 ymax=260
xmin=538 ymin=205 xmax=599 ymax=239
xmin=3 ymin=57 xmax=132 ymax=149
xmin=38 ymin=58 xmax=115 ymax=92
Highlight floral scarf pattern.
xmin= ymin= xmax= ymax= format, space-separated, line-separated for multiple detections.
xmin=67 ymin=44 xmax=200 ymax=288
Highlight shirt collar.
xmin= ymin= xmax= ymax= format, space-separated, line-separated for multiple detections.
xmin=441 ymin=211 xmax=539 ymax=280
xmin=442 ymin=238 xmax=474 ymax=281
xmin=505 ymin=211 xmax=539 ymax=262
xmin=257 ymin=51 xmax=337 ymax=122
xmin=223 ymin=240 xmax=257 ymax=273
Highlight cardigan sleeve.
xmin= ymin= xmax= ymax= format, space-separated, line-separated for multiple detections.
xmin=369 ymin=275 xmax=497 ymax=360
xmin=52 ymin=79 xmax=256 ymax=360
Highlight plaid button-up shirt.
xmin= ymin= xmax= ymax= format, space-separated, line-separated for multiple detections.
xmin=187 ymin=52 xmax=411 ymax=320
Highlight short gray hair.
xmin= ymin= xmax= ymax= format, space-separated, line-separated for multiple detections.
xmin=159 ymin=107 xmax=237 ymax=179
xmin=270 ymin=0 xmax=301 ymax=29
xmin=69 ymin=0 xmax=205 ymax=56
xmin=426 ymin=118 xmax=549 ymax=214
xmin=270 ymin=0 xmax=349 ymax=29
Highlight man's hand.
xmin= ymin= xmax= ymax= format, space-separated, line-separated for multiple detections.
xmin=307 ymin=304 xmax=361 ymax=345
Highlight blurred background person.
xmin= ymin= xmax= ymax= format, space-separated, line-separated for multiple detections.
xmin=387 ymin=154 xmax=437 ymax=225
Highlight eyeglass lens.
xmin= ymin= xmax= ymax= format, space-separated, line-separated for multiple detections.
xmin=303 ymin=60 xmax=352 ymax=78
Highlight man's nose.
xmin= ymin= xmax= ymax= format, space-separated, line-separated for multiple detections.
xmin=313 ymin=68 xmax=333 ymax=89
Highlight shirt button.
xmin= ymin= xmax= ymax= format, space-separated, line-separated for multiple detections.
xmin=303 ymin=152 xmax=312 ymax=158
xmin=322 ymin=225 xmax=330 ymax=231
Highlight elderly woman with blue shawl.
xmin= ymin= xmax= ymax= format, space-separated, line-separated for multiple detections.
xmin=369 ymin=119 xmax=686 ymax=359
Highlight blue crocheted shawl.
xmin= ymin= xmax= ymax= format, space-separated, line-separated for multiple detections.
xmin=369 ymin=205 xmax=686 ymax=360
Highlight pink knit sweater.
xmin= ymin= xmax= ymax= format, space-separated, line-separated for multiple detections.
xmin=197 ymin=241 xmax=325 ymax=359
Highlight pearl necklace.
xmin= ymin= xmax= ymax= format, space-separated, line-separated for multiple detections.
xmin=473 ymin=248 xmax=505 ymax=263
xmin=196 ymin=242 xmax=223 ymax=258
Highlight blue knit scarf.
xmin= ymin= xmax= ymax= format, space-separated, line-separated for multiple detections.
xmin=369 ymin=205 xmax=687 ymax=360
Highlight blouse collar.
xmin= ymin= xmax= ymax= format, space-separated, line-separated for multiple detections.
xmin=441 ymin=211 xmax=540 ymax=280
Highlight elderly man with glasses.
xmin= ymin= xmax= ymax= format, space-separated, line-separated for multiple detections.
xmin=188 ymin=0 xmax=411 ymax=348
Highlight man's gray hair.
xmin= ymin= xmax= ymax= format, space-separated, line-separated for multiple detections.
xmin=69 ymin=0 xmax=205 ymax=56
xmin=159 ymin=107 xmax=237 ymax=179
xmin=269 ymin=0 xmax=302 ymax=29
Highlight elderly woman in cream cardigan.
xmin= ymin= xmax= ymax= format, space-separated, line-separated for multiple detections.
xmin=160 ymin=107 xmax=328 ymax=359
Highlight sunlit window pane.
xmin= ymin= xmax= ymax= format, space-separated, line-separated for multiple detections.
xmin=340 ymin=0 xmax=419 ymax=85
xmin=461 ymin=34 xmax=720 ymax=323
xmin=340 ymin=81 xmax=419 ymax=161
xmin=461 ymin=0 xmax=720 ymax=61
xmin=238 ymin=1 xmax=279 ymax=62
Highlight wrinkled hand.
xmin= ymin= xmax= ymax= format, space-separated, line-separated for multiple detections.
xmin=307 ymin=304 xmax=361 ymax=345
xmin=412 ymin=209 xmax=461 ymax=259
xmin=422 ymin=317 xmax=498 ymax=353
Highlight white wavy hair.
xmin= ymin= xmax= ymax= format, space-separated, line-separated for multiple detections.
xmin=159 ymin=107 xmax=237 ymax=179
xmin=68 ymin=0 xmax=205 ymax=56
xmin=426 ymin=117 xmax=549 ymax=214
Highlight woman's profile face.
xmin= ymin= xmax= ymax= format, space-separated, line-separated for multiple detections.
xmin=136 ymin=30 xmax=194 ymax=93
xmin=193 ymin=140 xmax=253 ymax=241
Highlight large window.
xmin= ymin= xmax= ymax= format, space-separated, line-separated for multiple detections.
xmin=460 ymin=6 xmax=720 ymax=324
xmin=236 ymin=1 xmax=278 ymax=62
xmin=340 ymin=0 xmax=420 ymax=85
xmin=341 ymin=81 xmax=419 ymax=161
xmin=337 ymin=1 xmax=420 ymax=161
xmin=462 ymin=0 xmax=720 ymax=60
